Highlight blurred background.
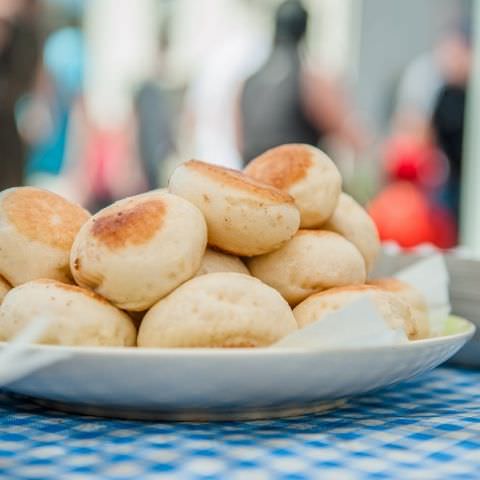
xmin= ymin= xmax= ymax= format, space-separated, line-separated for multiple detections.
xmin=2 ymin=0 xmax=479 ymax=252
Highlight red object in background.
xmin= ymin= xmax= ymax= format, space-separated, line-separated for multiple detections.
xmin=85 ymin=129 xmax=125 ymax=199
xmin=82 ymin=123 xmax=147 ymax=207
xmin=383 ymin=135 xmax=447 ymax=188
xmin=368 ymin=182 xmax=457 ymax=249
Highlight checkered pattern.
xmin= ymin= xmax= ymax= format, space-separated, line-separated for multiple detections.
xmin=1 ymin=367 xmax=479 ymax=479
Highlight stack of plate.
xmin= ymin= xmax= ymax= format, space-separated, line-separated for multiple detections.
xmin=372 ymin=247 xmax=480 ymax=368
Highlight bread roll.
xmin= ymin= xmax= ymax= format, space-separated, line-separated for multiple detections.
xmin=247 ymin=230 xmax=366 ymax=306
xmin=244 ymin=144 xmax=341 ymax=227
xmin=0 ymin=280 xmax=136 ymax=346
xmin=71 ymin=191 xmax=207 ymax=311
xmin=168 ymin=160 xmax=300 ymax=256
xmin=293 ymin=285 xmax=416 ymax=338
xmin=0 ymin=187 xmax=90 ymax=285
xmin=369 ymin=278 xmax=429 ymax=340
xmin=196 ymin=248 xmax=249 ymax=276
xmin=138 ymin=272 xmax=297 ymax=348
xmin=323 ymin=193 xmax=380 ymax=272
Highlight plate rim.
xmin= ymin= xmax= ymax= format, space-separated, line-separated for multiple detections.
xmin=0 ymin=317 xmax=474 ymax=358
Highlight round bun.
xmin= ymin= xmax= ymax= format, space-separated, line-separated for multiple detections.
xmin=244 ymin=144 xmax=342 ymax=228
xmin=138 ymin=272 xmax=297 ymax=348
xmin=71 ymin=191 xmax=207 ymax=311
xmin=323 ymin=193 xmax=380 ymax=272
xmin=0 ymin=280 xmax=136 ymax=346
xmin=293 ymin=285 xmax=416 ymax=338
xmin=168 ymin=160 xmax=300 ymax=256
xmin=196 ymin=248 xmax=250 ymax=277
xmin=369 ymin=278 xmax=429 ymax=340
xmin=0 ymin=276 xmax=11 ymax=305
xmin=0 ymin=187 xmax=90 ymax=286
xmin=247 ymin=230 xmax=366 ymax=306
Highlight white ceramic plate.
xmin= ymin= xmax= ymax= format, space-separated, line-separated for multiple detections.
xmin=1 ymin=317 xmax=474 ymax=421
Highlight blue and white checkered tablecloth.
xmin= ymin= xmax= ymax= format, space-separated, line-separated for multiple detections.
xmin=0 ymin=367 xmax=479 ymax=479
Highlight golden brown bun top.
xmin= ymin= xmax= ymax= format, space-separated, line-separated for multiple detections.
xmin=184 ymin=160 xmax=294 ymax=203
xmin=244 ymin=144 xmax=314 ymax=189
xmin=91 ymin=197 xmax=166 ymax=250
xmin=2 ymin=187 xmax=90 ymax=251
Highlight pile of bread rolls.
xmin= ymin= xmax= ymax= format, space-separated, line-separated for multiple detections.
xmin=0 ymin=144 xmax=429 ymax=348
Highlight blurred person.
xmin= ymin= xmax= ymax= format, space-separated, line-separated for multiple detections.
xmin=392 ymin=24 xmax=472 ymax=229
xmin=134 ymin=29 xmax=176 ymax=189
xmin=57 ymin=1 xmax=155 ymax=210
xmin=240 ymin=0 xmax=365 ymax=165
xmin=374 ymin=23 xmax=473 ymax=249
xmin=57 ymin=94 xmax=147 ymax=212
xmin=431 ymin=26 xmax=471 ymax=223
xmin=55 ymin=91 xmax=147 ymax=212
xmin=19 ymin=26 xmax=85 ymax=186
xmin=0 ymin=0 xmax=41 ymax=190
xmin=182 ymin=0 xmax=269 ymax=170
xmin=372 ymin=102 xmax=456 ymax=249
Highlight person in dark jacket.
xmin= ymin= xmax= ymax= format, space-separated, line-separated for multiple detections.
xmin=240 ymin=0 xmax=365 ymax=165
xmin=134 ymin=28 xmax=175 ymax=189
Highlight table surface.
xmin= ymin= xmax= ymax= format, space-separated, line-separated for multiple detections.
xmin=0 ymin=367 xmax=479 ymax=480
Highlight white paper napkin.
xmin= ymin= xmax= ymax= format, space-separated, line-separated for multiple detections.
xmin=274 ymin=297 xmax=408 ymax=349
xmin=394 ymin=253 xmax=450 ymax=336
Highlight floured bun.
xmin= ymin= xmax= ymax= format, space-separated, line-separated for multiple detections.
xmin=168 ymin=160 xmax=300 ymax=256
xmin=71 ymin=191 xmax=207 ymax=311
xmin=324 ymin=193 xmax=380 ymax=272
xmin=138 ymin=273 xmax=297 ymax=348
xmin=247 ymin=230 xmax=366 ymax=306
xmin=244 ymin=144 xmax=341 ymax=228
xmin=0 ymin=279 xmax=136 ymax=346
xmin=293 ymin=285 xmax=416 ymax=339
xmin=0 ymin=276 xmax=11 ymax=305
xmin=369 ymin=278 xmax=429 ymax=340
xmin=0 ymin=187 xmax=90 ymax=285
xmin=196 ymin=248 xmax=250 ymax=277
